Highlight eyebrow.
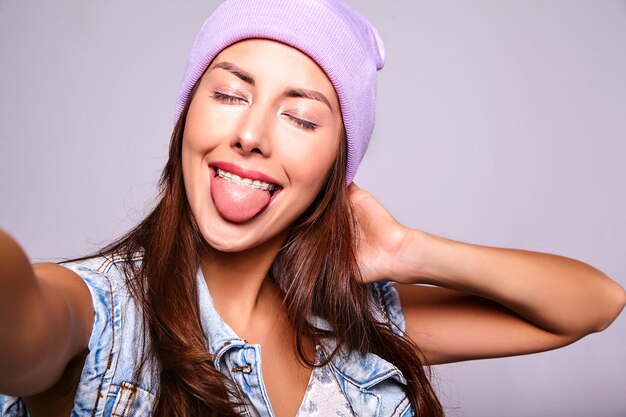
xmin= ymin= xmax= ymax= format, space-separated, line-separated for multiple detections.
xmin=285 ymin=88 xmax=332 ymax=110
xmin=211 ymin=62 xmax=255 ymax=85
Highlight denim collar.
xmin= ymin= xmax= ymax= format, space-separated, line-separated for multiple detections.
xmin=196 ymin=268 xmax=406 ymax=388
xmin=196 ymin=268 xmax=248 ymax=366
xmin=311 ymin=316 xmax=408 ymax=388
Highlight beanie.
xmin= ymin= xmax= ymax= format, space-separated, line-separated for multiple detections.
xmin=175 ymin=0 xmax=385 ymax=184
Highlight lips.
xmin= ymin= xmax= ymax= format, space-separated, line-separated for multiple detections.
xmin=211 ymin=162 xmax=281 ymax=190
xmin=215 ymin=168 xmax=278 ymax=193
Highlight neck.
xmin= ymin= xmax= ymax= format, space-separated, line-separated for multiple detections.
xmin=201 ymin=231 xmax=287 ymax=336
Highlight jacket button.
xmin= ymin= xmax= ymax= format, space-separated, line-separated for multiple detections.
xmin=231 ymin=363 xmax=253 ymax=374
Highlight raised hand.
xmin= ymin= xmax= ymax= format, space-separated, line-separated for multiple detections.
xmin=348 ymin=183 xmax=424 ymax=284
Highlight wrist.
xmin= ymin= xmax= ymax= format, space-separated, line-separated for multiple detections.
xmin=393 ymin=230 xmax=463 ymax=287
xmin=391 ymin=228 xmax=431 ymax=285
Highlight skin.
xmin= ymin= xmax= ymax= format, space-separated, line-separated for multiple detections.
xmin=0 ymin=39 xmax=625 ymax=417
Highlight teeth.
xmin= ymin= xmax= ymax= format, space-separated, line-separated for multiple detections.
xmin=216 ymin=168 xmax=277 ymax=191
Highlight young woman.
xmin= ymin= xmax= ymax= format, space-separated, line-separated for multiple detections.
xmin=1 ymin=1 xmax=624 ymax=416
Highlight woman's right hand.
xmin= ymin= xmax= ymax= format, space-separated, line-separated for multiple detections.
xmin=0 ymin=229 xmax=93 ymax=397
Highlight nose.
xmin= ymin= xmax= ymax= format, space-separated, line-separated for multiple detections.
xmin=231 ymin=103 xmax=271 ymax=157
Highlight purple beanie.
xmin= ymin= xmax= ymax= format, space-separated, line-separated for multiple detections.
xmin=174 ymin=0 xmax=385 ymax=184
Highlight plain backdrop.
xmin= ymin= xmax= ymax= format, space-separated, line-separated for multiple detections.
xmin=1 ymin=1 xmax=625 ymax=416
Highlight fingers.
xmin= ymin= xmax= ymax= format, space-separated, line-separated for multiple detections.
xmin=347 ymin=182 xmax=361 ymax=199
xmin=347 ymin=182 xmax=367 ymax=208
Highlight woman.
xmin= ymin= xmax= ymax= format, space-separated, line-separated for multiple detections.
xmin=1 ymin=0 xmax=624 ymax=416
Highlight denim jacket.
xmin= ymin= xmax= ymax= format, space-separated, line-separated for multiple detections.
xmin=0 ymin=255 xmax=412 ymax=416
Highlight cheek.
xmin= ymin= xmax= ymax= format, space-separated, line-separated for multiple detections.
xmin=181 ymin=103 xmax=221 ymax=212
xmin=185 ymin=89 xmax=252 ymax=151
xmin=181 ymin=101 xmax=241 ymax=189
xmin=181 ymin=138 xmax=203 ymax=220
xmin=282 ymin=135 xmax=339 ymax=194
xmin=184 ymin=103 xmax=228 ymax=151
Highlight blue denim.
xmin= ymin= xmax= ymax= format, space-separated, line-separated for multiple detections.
xmin=1 ymin=255 xmax=412 ymax=416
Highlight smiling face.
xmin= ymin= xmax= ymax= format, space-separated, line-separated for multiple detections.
xmin=182 ymin=39 xmax=344 ymax=253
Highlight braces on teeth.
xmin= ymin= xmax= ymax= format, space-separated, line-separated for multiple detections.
xmin=216 ymin=168 xmax=277 ymax=191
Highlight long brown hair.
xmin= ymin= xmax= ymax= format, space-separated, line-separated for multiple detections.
xmin=91 ymin=80 xmax=444 ymax=416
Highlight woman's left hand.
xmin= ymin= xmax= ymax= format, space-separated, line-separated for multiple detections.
xmin=349 ymin=185 xmax=626 ymax=366
xmin=348 ymin=183 xmax=423 ymax=284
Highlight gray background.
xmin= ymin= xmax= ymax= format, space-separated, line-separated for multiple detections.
xmin=1 ymin=1 xmax=624 ymax=416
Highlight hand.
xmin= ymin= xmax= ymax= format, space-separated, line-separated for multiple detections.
xmin=348 ymin=183 xmax=425 ymax=284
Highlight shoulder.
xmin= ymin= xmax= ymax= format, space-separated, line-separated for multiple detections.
xmin=61 ymin=254 xmax=157 ymax=414
xmin=61 ymin=252 xmax=142 ymax=292
xmin=59 ymin=253 xmax=146 ymax=361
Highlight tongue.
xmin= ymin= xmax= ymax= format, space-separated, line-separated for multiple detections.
xmin=211 ymin=175 xmax=271 ymax=222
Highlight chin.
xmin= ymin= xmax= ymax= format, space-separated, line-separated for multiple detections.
xmin=200 ymin=225 xmax=253 ymax=253
xmin=197 ymin=216 xmax=283 ymax=254
xmin=207 ymin=238 xmax=253 ymax=253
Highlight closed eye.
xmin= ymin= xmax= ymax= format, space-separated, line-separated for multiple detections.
xmin=285 ymin=114 xmax=318 ymax=131
xmin=211 ymin=91 xmax=247 ymax=105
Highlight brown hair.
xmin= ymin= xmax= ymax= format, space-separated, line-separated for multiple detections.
xmin=92 ymin=81 xmax=444 ymax=416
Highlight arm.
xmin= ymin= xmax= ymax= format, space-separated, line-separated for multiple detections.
xmin=0 ymin=229 xmax=93 ymax=396
xmin=350 ymin=185 xmax=626 ymax=365
xmin=394 ymin=233 xmax=625 ymax=364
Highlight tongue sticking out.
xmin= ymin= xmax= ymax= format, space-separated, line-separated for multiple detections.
xmin=211 ymin=175 xmax=271 ymax=222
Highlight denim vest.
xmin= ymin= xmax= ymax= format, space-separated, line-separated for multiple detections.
xmin=0 ymin=255 xmax=412 ymax=416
